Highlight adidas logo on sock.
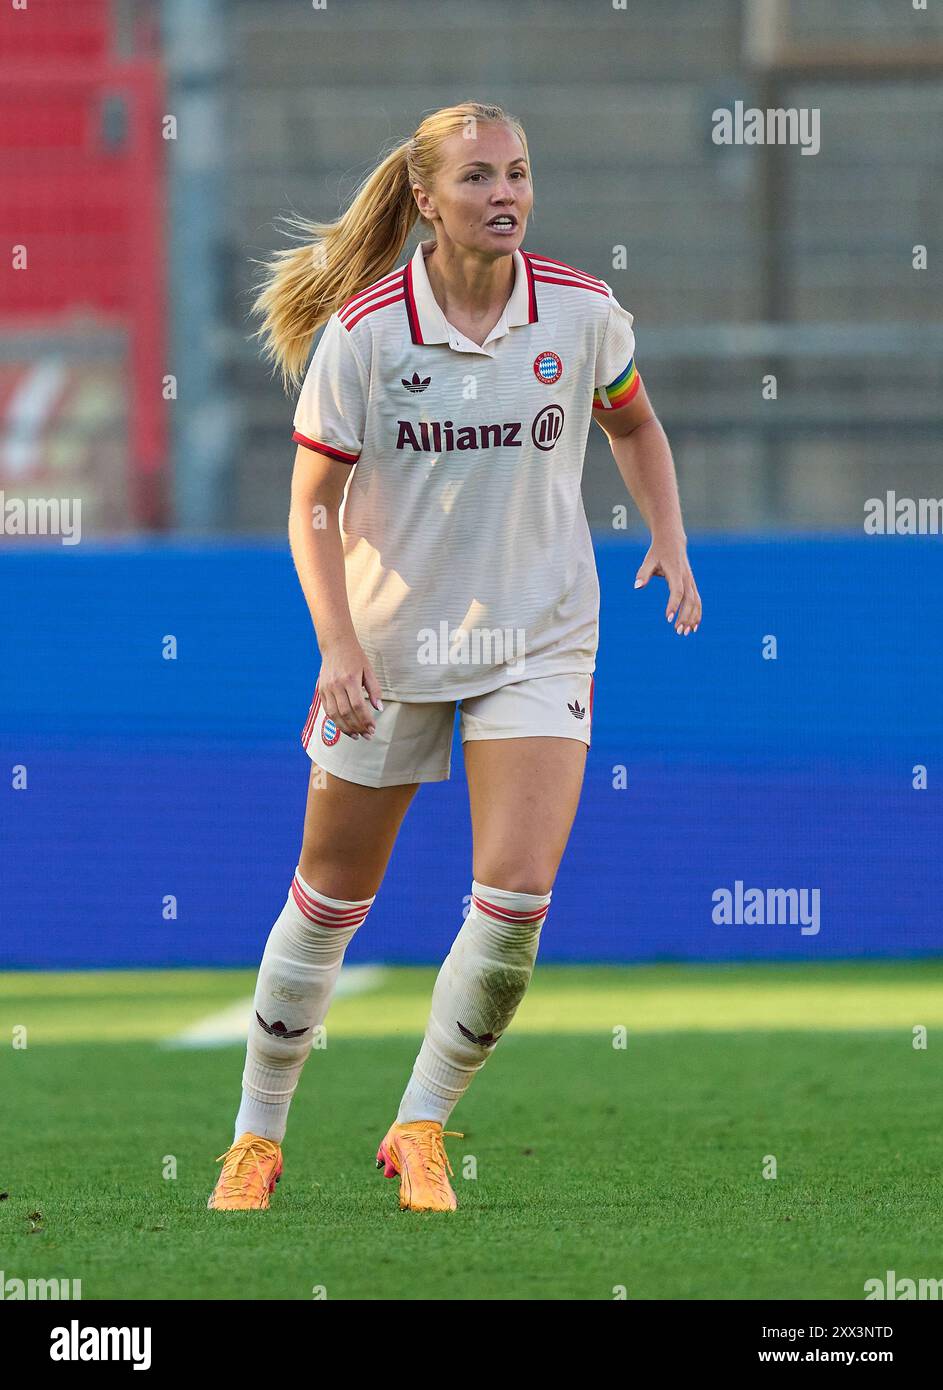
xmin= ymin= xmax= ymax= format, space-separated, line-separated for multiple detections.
xmin=457 ymin=1021 xmax=501 ymax=1047
xmin=256 ymin=1011 xmax=308 ymax=1039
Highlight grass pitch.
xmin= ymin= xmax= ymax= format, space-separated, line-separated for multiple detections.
xmin=2 ymin=962 xmax=941 ymax=1300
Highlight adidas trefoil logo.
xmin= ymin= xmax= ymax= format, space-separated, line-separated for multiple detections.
xmin=402 ymin=371 xmax=431 ymax=394
xmin=457 ymin=1021 xmax=501 ymax=1047
xmin=567 ymin=699 xmax=585 ymax=720
xmin=256 ymin=1010 xmax=308 ymax=1039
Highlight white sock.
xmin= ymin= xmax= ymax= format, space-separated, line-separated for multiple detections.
xmin=233 ymin=867 xmax=375 ymax=1144
xmin=396 ymin=879 xmax=551 ymax=1126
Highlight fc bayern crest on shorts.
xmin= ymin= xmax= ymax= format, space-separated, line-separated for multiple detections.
xmin=321 ymin=715 xmax=341 ymax=747
xmin=533 ymin=350 xmax=563 ymax=384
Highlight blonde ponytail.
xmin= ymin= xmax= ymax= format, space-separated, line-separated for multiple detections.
xmin=250 ymin=143 xmax=417 ymax=392
xmin=250 ymin=102 xmax=530 ymax=393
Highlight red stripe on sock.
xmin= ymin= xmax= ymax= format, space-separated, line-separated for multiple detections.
xmin=293 ymin=871 xmax=372 ymax=916
xmin=291 ymin=874 xmax=373 ymax=928
xmin=472 ymin=893 xmax=550 ymax=927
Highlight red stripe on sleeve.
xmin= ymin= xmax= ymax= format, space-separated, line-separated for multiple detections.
xmin=291 ymin=431 xmax=359 ymax=464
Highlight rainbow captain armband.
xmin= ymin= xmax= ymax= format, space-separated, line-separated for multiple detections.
xmin=592 ymin=358 xmax=640 ymax=411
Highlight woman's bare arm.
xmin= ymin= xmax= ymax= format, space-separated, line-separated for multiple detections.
xmin=288 ymin=445 xmax=381 ymax=737
xmin=594 ymin=380 xmax=702 ymax=635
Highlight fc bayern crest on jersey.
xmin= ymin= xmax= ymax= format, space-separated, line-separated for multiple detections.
xmin=321 ymin=716 xmax=341 ymax=747
xmin=533 ymin=350 xmax=563 ymax=385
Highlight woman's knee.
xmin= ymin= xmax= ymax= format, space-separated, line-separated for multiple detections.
xmin=472 ymin=860 xmax=557 ymax=896
xmin=296 ymin=848 xmax=382 ymax=902
xmin=298 ymin=766 xmax=417 ymax=899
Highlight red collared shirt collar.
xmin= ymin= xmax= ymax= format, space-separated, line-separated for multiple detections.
xmin=403 ymin=239 xmax=538 ymax=347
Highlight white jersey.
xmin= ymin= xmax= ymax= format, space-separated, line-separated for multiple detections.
xmin=292 ymin=238 xmax=638 ymax=701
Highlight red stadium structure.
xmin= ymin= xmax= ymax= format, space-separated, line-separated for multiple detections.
xmin=0 ymin=0 xmax=167 ymax=529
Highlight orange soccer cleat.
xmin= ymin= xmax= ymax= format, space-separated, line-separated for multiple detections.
xmin=207 ymin=1133 xmax=283 ymax=1210
xmin=375 ymin=1120 xmax=463 ymax=1212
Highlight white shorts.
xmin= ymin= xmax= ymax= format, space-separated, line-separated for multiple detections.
xmin=301 ymin=671 xmax=595 ymax=788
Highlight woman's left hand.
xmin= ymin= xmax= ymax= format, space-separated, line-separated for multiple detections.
xmin=634 ymin=538 xmax=702 ymax=635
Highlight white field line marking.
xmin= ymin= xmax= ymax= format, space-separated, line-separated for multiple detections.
xmin=161 ymin=965 xmax=387 ymax=1049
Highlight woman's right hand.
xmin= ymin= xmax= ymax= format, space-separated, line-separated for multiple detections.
xmin=317 ymin=637 xmax=384 ymax=740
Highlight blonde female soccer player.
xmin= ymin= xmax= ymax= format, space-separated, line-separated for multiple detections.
xmin=208 ymin=101 xmax=701 ymax=1213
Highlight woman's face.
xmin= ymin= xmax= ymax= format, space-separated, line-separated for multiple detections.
xmin=414 ymin=123 xmax=532 ymax=257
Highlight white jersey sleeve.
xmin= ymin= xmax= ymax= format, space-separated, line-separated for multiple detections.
xmin=292 ymin=313 xmax=368 ymax=465
xmin=592 ymin=289 xmax=639 ymax=412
